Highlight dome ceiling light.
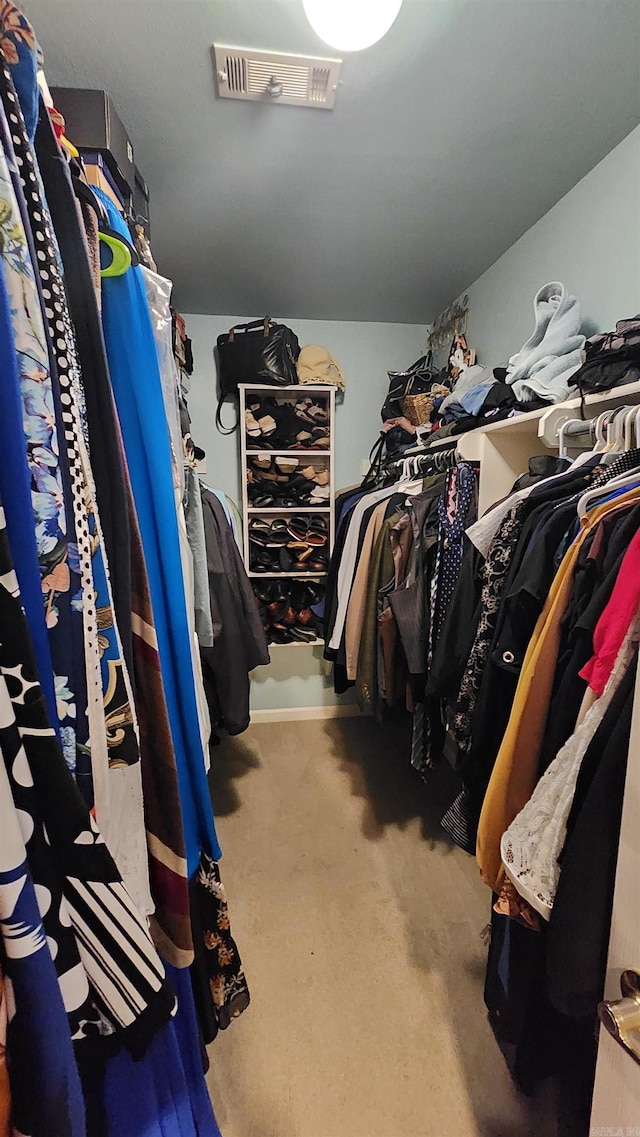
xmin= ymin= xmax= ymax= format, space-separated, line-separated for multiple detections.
xmin=302 ymin=0 xmax=403 ymax=52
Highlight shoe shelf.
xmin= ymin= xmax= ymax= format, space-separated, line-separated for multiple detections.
xmin=240 ymin=383 xmax=328 ymax=392
xmin=247 ymin=570 xmax=328 ymax=579
xmin=246 ymin=449 xmax=330 ymax=457
xmin=240 ymin=384 xmax=335 ymax=647
xmin=269 ymin=637 xmax=325 ymax=647
xmin=247 ymin=506 xmax=331 ymax=514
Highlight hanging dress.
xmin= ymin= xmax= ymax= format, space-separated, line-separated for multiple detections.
xmin=95 ymin=190 xmax=221 ymax=874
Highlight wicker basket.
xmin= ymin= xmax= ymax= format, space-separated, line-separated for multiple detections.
xmin=402 ymin=392 xmax=434 ymax=426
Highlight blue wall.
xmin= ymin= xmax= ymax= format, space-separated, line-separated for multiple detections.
xmin=460 ymin=125 xmax=640 ymax=367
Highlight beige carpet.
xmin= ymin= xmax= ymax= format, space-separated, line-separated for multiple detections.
xmin=205 ymin=717 xmax=558 ymax=1137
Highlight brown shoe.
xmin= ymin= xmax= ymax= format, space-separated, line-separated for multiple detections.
xmin=296 ymin=607 xmax=315 ymax=625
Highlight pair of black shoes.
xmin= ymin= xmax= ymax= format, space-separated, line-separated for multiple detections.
xmin=254 ymin=580 xmax=325 ymax=644
xmin=253 ymin=580 xmax=324 ymax=607
xmin=249 ymin=543 xmax=328 ymax=573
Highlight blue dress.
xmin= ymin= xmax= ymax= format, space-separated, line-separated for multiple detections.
xmin=102 ymin=964 xmax=223 ymax=1137
xmin=0 ymin=758 xmax=85 ymax=1137
xmin=96 ymin=190 xmax=221 ymax=873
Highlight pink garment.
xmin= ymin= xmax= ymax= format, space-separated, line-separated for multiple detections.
xmin=580 ymin=526 xmax=640 ymax=696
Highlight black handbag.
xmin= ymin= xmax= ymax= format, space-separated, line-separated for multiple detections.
xmin=361 ymin=425 xmax=416 ymax=490
xmin=215 ymin=316 xmax=300 ymax=432
xmin=381 ymin=351 xmax=438 ymax=421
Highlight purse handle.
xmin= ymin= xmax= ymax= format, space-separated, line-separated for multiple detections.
xmin=361 ymin=435 xmax=387 ymax=489
xmin=228 ymin=316 xmax=271 ymax=342
xmin=406 ymin=350 xmax=434 ymax=372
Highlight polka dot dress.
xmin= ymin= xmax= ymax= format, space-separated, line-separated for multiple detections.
xmin=0 ymin=58 xmax=151 ymax=916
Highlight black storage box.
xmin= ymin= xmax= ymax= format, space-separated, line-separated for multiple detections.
xmin=133 ymin=165 xmax=151 ymax=234
xmin=51 ymin=87 xmax=135 ymax=199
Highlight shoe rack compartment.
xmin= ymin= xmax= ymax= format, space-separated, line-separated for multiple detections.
xmin=240 ymin=384 xmax=335 ymax=633
xmin=247 ymin=453 xmax=331 ymax=513
xmin=244 ymin=386 xmax=332 ymax=455
xmin=253 ymin=578 xmax=326 ymax=646
xmin=246 ymin=508 xmax=331 ymax=522
xmin=247 ymin=510 xmax=330 ymax=576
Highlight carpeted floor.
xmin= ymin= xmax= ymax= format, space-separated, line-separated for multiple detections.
xmin=205 ymin=716 xmax=559 ymax=1137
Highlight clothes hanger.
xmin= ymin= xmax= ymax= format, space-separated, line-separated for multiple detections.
xmin=577 ymin=450 xmax=640 ymax=517
xmin=598 ymin=408 xmax=618 ymax=452
xmin=605 ymin=406 xmax=628 ymax=454
xmin=99 ymin=229 xmax=134 ymax=277
xmin=75 ymin=172 xmax=140 ymax=278
xmin=72 ymin=173 xmax=109 ymax=227
xmin=591 ymin=410 xmax=611 ymax=452
xmin=623 ymin=404 xmax=638 ymax=450
xmin=599 ymin=405 xmax=640 ymax=464
xmin=598 ymin=409 xmax=640 ymax=487
xmin=77 ymin=177 xmax=140 ymax=278
xmin=578 ymin=464 xmax=640 ymax=515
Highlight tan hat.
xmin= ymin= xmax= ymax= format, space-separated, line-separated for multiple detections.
xmin=296 ymin=344 xmax=345 ymax=390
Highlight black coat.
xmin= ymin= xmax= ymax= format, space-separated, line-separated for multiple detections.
xmin=199 ymin=489 xmax=270 ymax=734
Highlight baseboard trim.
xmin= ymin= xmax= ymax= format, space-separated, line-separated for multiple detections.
xmin=250 ymin=704 xmax=362 ymax=724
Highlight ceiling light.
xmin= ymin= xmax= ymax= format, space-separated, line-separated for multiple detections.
xmin=302 ymin=0 xmax=403 ymax=52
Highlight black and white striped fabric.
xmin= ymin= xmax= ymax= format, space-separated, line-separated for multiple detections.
xmin=0 ymin=502 xmax=176 ymax=1056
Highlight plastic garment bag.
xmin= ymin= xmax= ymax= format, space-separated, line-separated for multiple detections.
xmin=142 ymin=267 xmax=184 ymax=496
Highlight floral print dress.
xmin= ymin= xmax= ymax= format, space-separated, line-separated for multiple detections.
xmin=0 ymin=104 xmax=87 ymax=776
xmin=0 ymin=57 xmax=152 ymax=916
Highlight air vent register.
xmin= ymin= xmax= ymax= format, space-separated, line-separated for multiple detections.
xmin=213 ymin=45 xmax=342 ymax=110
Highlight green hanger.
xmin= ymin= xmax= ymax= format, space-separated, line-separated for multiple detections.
xmin=99 ymin=226 xmax=140 ymax=277
xmin=99 ymin=229 xmax=132 ymax=277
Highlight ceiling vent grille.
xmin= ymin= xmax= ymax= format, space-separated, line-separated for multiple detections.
xmin=213 ymin=45 xmax=342 ymax=110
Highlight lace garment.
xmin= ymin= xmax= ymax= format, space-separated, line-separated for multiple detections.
xmin=500 ymin=612 xmax=640 ymax=920
xmin=451 ymin=501 xmax=526 ymax=751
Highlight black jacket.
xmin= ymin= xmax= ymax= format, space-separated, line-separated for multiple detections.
xmin=200 ymin=489 xmax=269 ymax=734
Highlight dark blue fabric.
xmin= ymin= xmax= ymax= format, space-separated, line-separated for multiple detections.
xmin=2 ymin=849 xmax=85 ymax=1137
xmin=101 ymin=963 xmax=222 ymax=1137
xmin=337 ymin=490 xmax=367 ymax=527
xmin=0 ymin=266 xmax=59 ymax=731
xmin=2 ymin=3 xmax=38 ymax=141
xmin=95 ymin=189 xmax=220 ymax=870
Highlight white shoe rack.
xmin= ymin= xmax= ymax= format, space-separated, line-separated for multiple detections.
xmin=239 ymin=383 xmax=336 ymax=644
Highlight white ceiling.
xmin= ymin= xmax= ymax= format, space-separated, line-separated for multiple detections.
xmin=22 ymin=0 xmax=640 ymax=323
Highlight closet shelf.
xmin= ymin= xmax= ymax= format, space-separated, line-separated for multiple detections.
xmin=241 ymin=383 xmax=335 ymax=393
xmin=537 ymin=379 xmax=640 ymax=446
xmin=247 ymin=570 xmax=328 ymax=579
xmin=246 ymin=449 xmax=331 ymax=457
xmin=459 ymin=378 xmax=640 ymax=453
xmin=247 ymin=506 xmax=331 ymax=514
xmin=436 ymin=378 xmax=640 ymax=516
xmin=268 ymin=638 xmax=325 ymax=648
xmin=419 ymin=379 xmax=640 ymax=460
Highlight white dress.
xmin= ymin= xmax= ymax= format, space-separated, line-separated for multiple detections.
xmin=500 ymin=610 xmax=640 ymax=921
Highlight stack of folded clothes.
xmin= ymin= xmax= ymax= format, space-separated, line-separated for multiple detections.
xmin=247 ymin=456 xmax=331 ymax=508
xmin=248 ymin=515 xmax=329 ymax=574
xmin=568 ymin=313 xmax=640 ymax=396
xmin=252 ymin=580 xmax=325 ymax=644
xmin=245 ymin=395 xmax=330 ymax=451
